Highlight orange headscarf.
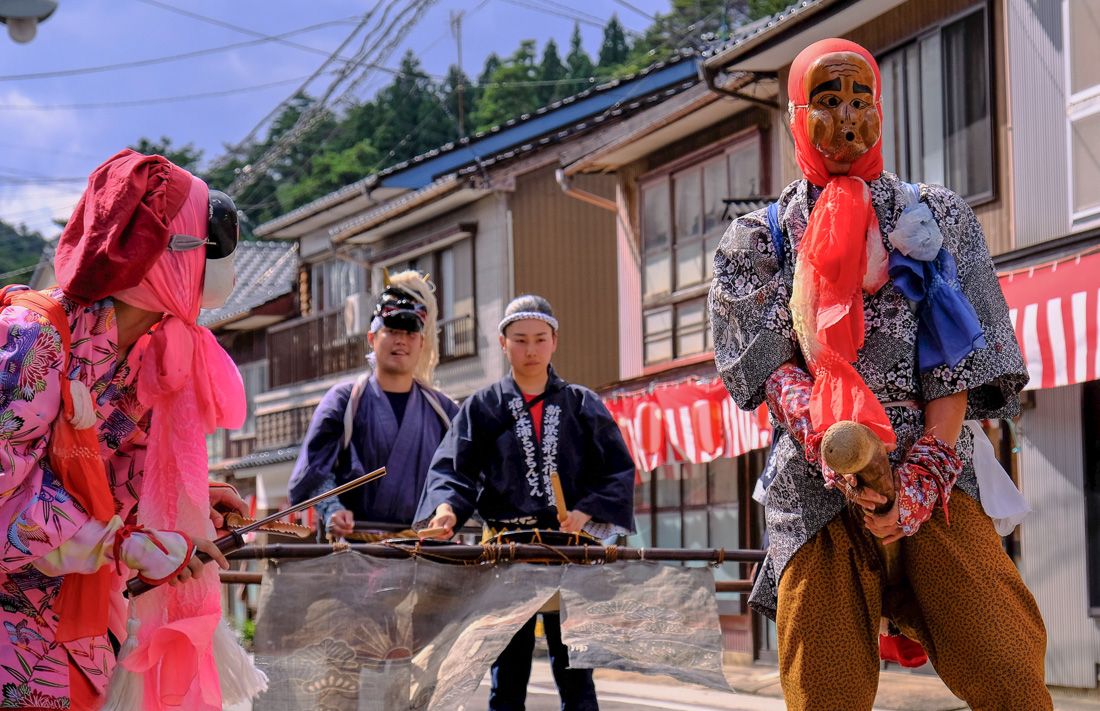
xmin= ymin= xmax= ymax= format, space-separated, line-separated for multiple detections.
xmin=788 ymin=38 xmax=895 ymax=449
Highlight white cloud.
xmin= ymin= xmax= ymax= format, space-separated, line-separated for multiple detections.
xmin=0 ymin=182 xmax=83 ymax=237
xmin=0 ymin=89 xmax=89 ymax=235
xmin=0 ymin=88 xmax=79 ymax=138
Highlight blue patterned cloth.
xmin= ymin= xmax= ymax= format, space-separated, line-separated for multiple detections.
xmin=889 ymin=246 xmax=987 ymax=372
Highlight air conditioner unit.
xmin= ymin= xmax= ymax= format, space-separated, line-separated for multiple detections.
xmin=345 ymin=292 xmax=373 ymax=337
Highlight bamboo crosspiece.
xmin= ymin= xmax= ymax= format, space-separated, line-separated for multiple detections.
xmin=124 ymin=466 xmax=387 ymax=597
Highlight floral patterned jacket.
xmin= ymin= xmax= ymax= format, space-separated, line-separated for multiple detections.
xmin=0 ymin=287 xmax=149 ymax=708
xmin=708 ymin=173 xmax=1027 ymax=619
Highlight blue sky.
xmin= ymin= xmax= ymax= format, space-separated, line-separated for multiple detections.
xmin=0 ymin=0 xmax=671 ymax=235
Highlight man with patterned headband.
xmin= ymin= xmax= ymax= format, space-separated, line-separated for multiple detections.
xmin=416 ymin=294 xmax=635 ymax=711
xmin=288 ymin=271 xmax=458 ymax=541
xmin=0 ymin=149 xmax=264 ymax=710
xmin=709 ymin=39 xmax=1050 ymax=708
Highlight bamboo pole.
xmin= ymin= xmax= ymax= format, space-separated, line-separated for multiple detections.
xmin=218 ymin=571 xmax=755 ymax=593
xmin=224 ymin=543 xmax=766 ymax=563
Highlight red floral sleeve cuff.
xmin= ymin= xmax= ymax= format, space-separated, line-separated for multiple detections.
xmin=764 ymin=363 xmax=823 ymax=463
xmin=896 ymin=434 xmax=962 ymax=535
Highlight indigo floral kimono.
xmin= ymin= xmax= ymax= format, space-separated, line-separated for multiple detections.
xmin=709 ymin=173 xmax=1027 ymax=619
xmin=0 ymin=287 xmax=150 ymax=707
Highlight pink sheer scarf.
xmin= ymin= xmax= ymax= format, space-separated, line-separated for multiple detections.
xmin=114 ymin=175 xmax=245 ymax=710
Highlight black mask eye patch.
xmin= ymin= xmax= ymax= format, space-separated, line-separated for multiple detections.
xmin=207 ymin=190 xmax=239 ymax=260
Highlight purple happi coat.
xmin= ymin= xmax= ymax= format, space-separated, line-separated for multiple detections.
xmin=0 ymin=287 xmax=150 ymax=708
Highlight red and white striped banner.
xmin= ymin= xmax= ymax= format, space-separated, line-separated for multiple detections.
xmin=604 ymin=378 xmax=771 ymax=472
xmin=999 ymin=250 xmax=1100 ymax=391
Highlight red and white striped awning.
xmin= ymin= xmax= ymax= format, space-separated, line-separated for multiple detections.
xmin=1000 ymin=249 xmax=1100 ymax=391
xmin=604 ymin=248 xmax=1098 ymax=471
xmin=604 ymin=378 xmax=772 ymax=472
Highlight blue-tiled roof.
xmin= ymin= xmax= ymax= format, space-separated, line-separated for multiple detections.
xmin=377 ymin=54 xmax=700 ymax=190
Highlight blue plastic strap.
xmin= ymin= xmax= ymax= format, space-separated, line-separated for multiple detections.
xmin=766 ymin=202 xmax=785 ymax=269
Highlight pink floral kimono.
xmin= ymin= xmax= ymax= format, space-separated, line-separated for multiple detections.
xmin=0 ymin=287 xmax=149 ymax=709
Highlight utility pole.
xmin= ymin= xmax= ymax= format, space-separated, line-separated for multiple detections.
xmin=450 ymin=10 xmax=466 ymax=138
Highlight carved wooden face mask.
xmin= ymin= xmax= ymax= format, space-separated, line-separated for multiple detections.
xmin=803 ymin=51 xmax=880 ymax=165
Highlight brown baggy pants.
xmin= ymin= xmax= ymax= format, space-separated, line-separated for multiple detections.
xmin=776 ymin=492 xmax=1052 ymax=711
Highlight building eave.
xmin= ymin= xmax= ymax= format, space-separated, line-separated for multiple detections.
xmin=701 ymin=0 xmax=908 ymax=75
xmin=336 ymin=179 xmax=490 ymax=246
xmin=253 ymin=181 xmax=408 ymax=239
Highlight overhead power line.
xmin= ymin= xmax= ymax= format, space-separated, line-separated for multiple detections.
xmin=0 ymin=17 xmax=360 ymax=82
xmin=0 ymin=74 xmax=324 ymax=111
xmin=132 ymin=1 xmax=446 ymax=81
xmin=0 ymin=263 xmax=42 ymax=281
xmin=235 ymin=0 xmax=492 ymax=215
xmin=210 ymin=4 xmax=387 ymax=175
xmin=134 ymin=0 xmax=356 ymax=63
xmin=229 ymin=0 xmax=439 ymax=197
xmin=610 ymin=0 xmax=656 ymax=22
xmin=498 ymin=0 xmax=643 ymax=36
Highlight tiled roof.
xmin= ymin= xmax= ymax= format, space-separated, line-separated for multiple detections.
xmin=721 ymin=197 xmax=778 ymax=221
xmin=699 ymin=1 xmax=830 ymax=60
xmin=374 ymin=51 xmax=700 ymax=189
xmin=454 ymin=77 xmax=700 ymax=177
xmin=198 ymin=240 xmax=298 ymax=328
xmin=210 ymin=446 xmax=300 ymax=474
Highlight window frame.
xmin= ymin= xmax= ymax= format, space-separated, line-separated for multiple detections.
xmin=876 ymin=3 xmax=996 ymax=206
xmin=1065 ymin=0 xmax=1100 ymax=224
xmin=309 ymin=249 xmax=369 ymax=313
xmin=377 ymin=233 xmax=478 ymax=362
xmin=232 ymin=359 xmax=269 ymax=438
xmin=638 ymin=129 xmax=764 ymax=367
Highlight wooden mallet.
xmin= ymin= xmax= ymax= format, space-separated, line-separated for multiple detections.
xmin=820 ymin=421 xmax=901 ymax=584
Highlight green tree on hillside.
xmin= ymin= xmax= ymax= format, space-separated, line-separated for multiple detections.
xmin=566 ymin=23 xmax=596 ymax=81
xmin=0 ymin=222 xmax=46 ymax=286
xmin=371 ymin=52 xmax=453 ymax=165
xmin=598 ymin=15 xmax=631 ymax=67
xmin=472 ymin=40 xmax=540 ymax=132
xmin=615 ymin=0 xmax=752 ymax=73
xmin=748 ymin=0 xmax=790 ymax=20
xmin=202 ymin=93 xmax=337 ymax=225
xmin=536 ymin=38 xmax=568 ymax=106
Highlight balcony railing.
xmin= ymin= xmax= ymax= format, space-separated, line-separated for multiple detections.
xmin=227 ymin=434 xmax=256 ymax=460
xmin=256 ymin=404 xmax=316 ymax=451
xmin=267 ymin=308 xmax=368 ymax=389
xmin=439 ymin=313 xmax=476 ymax=363
xmin=266 ymin=309 xmax=477 ymax=389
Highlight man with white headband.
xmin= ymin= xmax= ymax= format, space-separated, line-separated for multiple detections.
xmin=416 ymin=293 xmax=635 ymax=710
xmin=289 ymin=271 xmax=458 ymax=540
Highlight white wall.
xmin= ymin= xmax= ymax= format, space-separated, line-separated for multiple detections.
xmin=1018 ymin=383 xmax=1100 ymax=688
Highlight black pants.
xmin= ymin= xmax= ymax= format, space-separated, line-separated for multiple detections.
xmin=488 ymin=613 xmax=598 ymax=711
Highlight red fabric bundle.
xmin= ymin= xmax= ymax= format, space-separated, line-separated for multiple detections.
xmin=55 ymin=149 xmax=192 ymax=305
xmin=787 ymin=38 xmax=895 ymax=449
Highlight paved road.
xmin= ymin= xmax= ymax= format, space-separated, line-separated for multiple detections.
xmin=460 ymin=666 xmax=794 ymax=711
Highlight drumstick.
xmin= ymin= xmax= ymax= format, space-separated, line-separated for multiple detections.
xmin=551 ymin=472 xmax=569 ymax=523
xmin=416 ymin=526 xmax=449 ymax=539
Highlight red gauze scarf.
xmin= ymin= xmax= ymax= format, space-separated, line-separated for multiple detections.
xmin=788 ymin=38 xmax=895 ymax=449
